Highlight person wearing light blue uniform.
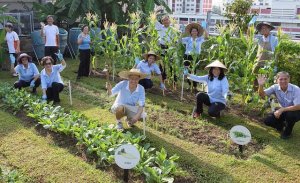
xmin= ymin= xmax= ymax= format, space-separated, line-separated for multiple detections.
xmin=77 ymin=25 xmax=91 ymax=79
xmin=136 ymin=51 xmax=165 ymax=90
xmin=185 ymin=60 xmax=229 ymax=118
xmin=14 ymin=53 xmax=40 ymax=94
xmin=40 ymin=51 xmax=66 ymax=103
xmin=106 ymin=69 xmax=147 ymax=130
xmin=182 ymin=22 xmax=208 ymax=89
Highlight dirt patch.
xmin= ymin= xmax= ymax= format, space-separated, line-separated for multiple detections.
xmin=147 ymin=110 xmax=265 ymax=159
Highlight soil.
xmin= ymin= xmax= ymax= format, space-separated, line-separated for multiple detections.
xmin=147 ymin=109 xmax=265 ymax=159
xmin=70 ymin=80 xmax=266 ymax=159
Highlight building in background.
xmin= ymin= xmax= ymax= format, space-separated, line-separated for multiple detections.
xmin=166 ymin=0 xmax=300 ymax=39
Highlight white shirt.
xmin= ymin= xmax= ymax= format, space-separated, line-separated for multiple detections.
xmin=5 ymin=31 xmax=19 ymax=53
xmin=155 ymin=22 xmax=177 ymax=45
xmin=136 ymin=60 xmax=161 ymax=79
xmin=43 ymin=25 xmax=59 ymax=46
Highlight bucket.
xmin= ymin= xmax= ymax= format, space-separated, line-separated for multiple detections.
xmin=59 ymin=28 xmax=68 ymax=54
xmin=68 ymin=27 xmax=81 ymax=56
xmin=31 ymin=30 xmax=45 ymax=59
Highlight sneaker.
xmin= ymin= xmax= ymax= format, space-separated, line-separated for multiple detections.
xmin=12 ymin=73 xmax=18 ymax=77
xmin=116 ymin=122 xmax=123 ymax=130
xmin=193 ymin=112 xmax=201 ymax=118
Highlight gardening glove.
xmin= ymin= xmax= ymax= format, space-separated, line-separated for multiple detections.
xmin=55 ymin=50 xmax=64 ymax=63
xmin=42 ymin=94 xmax=47 ymax=102
xmin=183 ymin=68 xmax=189 ymax=76
xmin=160 ymin=83 xmax=166 ymax=90
xmin=30 ymin=80 xmax=35 ymax=88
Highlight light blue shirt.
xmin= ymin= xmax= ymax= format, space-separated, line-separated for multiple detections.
xmin=182 ymin=36 xmax=205 ymax=55
xmin=15 ymin=63 xmax=39 ymax=82
xmin=136 ymin=60 xmax=161 ymax=79
xmin=255 ymin=34 xmax=278 ymax=52
xmin=78 ymin=34 xmax=91 ymax=50
xmin=264 ymin=83 xmax=300 ymax=107
xmin=41 ymin=64 xmax=66 ymax=89
xmin=188 ymin=74 xmax=229 ymax=104
xmin=111 ymin=80 xmax=145 ymax=108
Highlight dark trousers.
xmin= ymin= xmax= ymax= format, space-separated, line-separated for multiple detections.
xmin=139 ymin=79 xmax=153 ymax=89
xmin=46 ymin=82 xmax=64 ymax=102
xmin=45 ymin=46 xmax=58 ymax=65
xmin=14 ymin=78 xmax=41 ymax=92
xmin=195 ymin=92 xmax=226 ymax=117
xmin=184 ymin=54 xmax=197 ymax=88
xmin=159 ymin=44 xmax=177 ymax=82
xmin=264 ymin=110 xmax=300 ymax=136
xmin=78 ymin=49 xmax=91 ymax=77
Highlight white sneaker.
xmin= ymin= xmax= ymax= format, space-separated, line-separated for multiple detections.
xmin=116 ymin=122 xmax=123 ymax=130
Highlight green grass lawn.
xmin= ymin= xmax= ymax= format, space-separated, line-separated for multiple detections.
xmin=0 ymin=58 xmax=300 ymax=182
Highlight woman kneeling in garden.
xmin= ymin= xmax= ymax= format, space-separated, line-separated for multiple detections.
xmin=40 ymin=51 xmax=66 ymax=104
xmin=185 ymin=60 xmax=229 ymax=118
xmin=14 ymin=53 xmax=40 ymax=94
xmin=136 ymin=51 xmax=165 ymax=90
xmin=106 ymin=69 xmax=146 ymax=130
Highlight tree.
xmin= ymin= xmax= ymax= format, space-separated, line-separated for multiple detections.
xmin=224 ymin=0 xmax=254 ymax=33
xmin=33 ymin=0 xmax=171 ymax=26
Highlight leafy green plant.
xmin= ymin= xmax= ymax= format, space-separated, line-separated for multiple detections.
xmin=0 ymin=84 xmax=180 ymax=182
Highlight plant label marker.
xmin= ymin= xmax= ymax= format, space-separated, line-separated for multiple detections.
xmin=229 ymin=125 xmax=251 ymax=154
xmin=115 ymin=144 xmax=140 ymax=182
xmin=68 ymin=80 xmax=72 ymax=106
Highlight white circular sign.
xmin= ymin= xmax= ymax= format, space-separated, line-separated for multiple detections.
xmin=229 ymin=125 xmax=252 ymax=145
xmin=115 ymin=144 xmax=140 ymax=169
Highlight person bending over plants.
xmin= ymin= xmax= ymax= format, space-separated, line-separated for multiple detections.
xmin=136 ymin=51 xmax=165 ymax=90
xmin=184 ymin=60 xmax=229 ymax=118
xmin=106 ymin=69 xmax=146 ymax=130
xmin=40 ymin=51 xmax=66 ymax=104
xmin=14 ymin=53 xmax=40 ymax=94
xmin=257 ymin=72 xmax=300 ymax=139
xmin=181 ymin=22 xmax=209 ymax=90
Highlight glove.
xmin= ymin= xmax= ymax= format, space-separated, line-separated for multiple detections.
xmin=42 ymin=95 xmax=47 ymax=101
xmin=55 ymin=50 xmax=64 ymax=62
xmin=183 ymin=68 xmax=189 ymax=76
xmin=160 ymin=83 xmax=166 ymax=90
xmin=30 ymin=80 xmax=35 ymax=88
xmin=135 ymin=57 xmax=140 ymax=65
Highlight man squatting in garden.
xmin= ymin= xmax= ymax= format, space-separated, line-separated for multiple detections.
xmin=106 ymin=69 xmax=146 ymax=130
xmin=257 ymin=72 xmax=300 ymax=139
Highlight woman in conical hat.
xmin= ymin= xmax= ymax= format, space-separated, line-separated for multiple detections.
xmin=182 ymin=22 xmax=209 ymax=90
xmin=106 ymin=68 xmax=147 ymax=130
xmin=184 ymin=60 xmax=229 ymax=118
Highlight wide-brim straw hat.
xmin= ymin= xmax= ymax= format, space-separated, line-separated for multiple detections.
xmin=17 ymin=53 xmax=32 ymax=63
xmin=205 ymin=60 xmax=227 ymax=71
xmin=143 ymin=51 xmax=160 ymax=61
xmin=185 ymin=23 xmax=204 ymax=37
xmin=256 ymin=22 xmax=275 ymax=32
xmin=119 ymin=68 xmax=147 ymax=80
